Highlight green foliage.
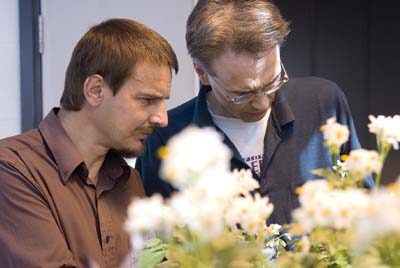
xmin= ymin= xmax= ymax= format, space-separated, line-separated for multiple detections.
xmin=137 ymin=238 xmax=168 ymax=268
xmin=145 ymin=226 xmax=274 ymax=268
xmin=312 ymin=167 xmax=364 ymax=190
xmin=276 ymin=227 xmax=354 ymax=268
xmin=353 ymin=233 xmax=400 ymax=268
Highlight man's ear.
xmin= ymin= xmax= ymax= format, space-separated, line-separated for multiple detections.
xmin=83 ymin=74 xmax=104 ymax=107
xmin=193 ymin=63 xmax=211 ymax=86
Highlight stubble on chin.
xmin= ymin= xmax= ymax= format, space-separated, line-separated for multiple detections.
xmin=115 ymin=126 xmax=157 ymax=158
xmin=117 ymin=145 xmax=145 ymax=158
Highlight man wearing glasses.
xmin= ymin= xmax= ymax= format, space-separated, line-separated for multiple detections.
xmin=136 ymin=0 xmax=370 ymax=224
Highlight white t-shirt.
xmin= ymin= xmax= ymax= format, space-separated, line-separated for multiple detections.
xmin=208 ymin=104 xmax=271 ymax=176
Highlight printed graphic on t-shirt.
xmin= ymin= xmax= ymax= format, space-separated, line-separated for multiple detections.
xmin=244 ymin=154 xmax=263 ymax=176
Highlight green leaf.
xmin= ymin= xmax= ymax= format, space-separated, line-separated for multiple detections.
xmin=136 ymin=238 xmax=167 ymax=268
xmin=139 ymin=250 xmax=166 ymax=268
xmin=144 ymin=238 xmax=164 ymax=248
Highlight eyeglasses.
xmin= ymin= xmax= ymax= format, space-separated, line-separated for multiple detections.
xmin=210 ymin=63 xmax=289 ymax=104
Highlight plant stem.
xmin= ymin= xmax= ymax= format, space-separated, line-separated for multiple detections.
xmin=332 ymin=151 xmax=338 ymax=169
xmin=375 ymin=142 xmax=391 ymax=187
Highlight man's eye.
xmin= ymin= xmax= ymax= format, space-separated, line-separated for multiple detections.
xmin=138 ymin=98 xmax=154 ymax=105
xmin=237 ymin=92 xmax=252 ymax=97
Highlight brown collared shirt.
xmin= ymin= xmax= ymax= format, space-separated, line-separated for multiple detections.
xmin=0 ymin=108 xmax=145 ymax=268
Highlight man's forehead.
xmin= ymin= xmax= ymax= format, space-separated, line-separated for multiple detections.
xmin=130 ymin=62 xmax=172 ymax=81
xmin=211 ymin=47 xmax=280 ymax=85
xmin=221 ymin=47 xmax=276 ymax=60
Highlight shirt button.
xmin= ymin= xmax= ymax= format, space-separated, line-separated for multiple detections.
xmin=105 ymin=235 xmax=111 ymax=243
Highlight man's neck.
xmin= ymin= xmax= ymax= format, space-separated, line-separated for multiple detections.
xmin=57 ymin=108 xmax=107 ymax=184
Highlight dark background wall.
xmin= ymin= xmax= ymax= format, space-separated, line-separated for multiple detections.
xmin=275 ymin=0 xmax=399 ymax=184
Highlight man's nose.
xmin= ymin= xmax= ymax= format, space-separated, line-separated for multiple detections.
xmin=149 ymin=102 xmax=168 ymax=128
xmin=250 ymin=94 xmax=271 ymax=111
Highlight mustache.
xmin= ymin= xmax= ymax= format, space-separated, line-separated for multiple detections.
xmin=137 ymin=126 xmax=157 ymax=135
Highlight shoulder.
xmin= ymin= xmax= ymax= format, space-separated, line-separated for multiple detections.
xmin=280 ymin=77 xmax=348 ymax=107
xmin=283 ymin=77 xmax=343 ymax=95
xmin=0 ymin=130 xmax=46 ymax=192
xmin=0 ymin=129 xmax=44 ymax=166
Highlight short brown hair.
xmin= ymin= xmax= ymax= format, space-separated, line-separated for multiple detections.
xmin=61 ymin=18 xmax=179 ymax=111
xmin=186 ymin=0 xmax=290 ymax=73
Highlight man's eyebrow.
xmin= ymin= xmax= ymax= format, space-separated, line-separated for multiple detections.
xmin=231 ymin=83 xmax=269 ymax=94
xmin=251 ymin=73 xmax=280 ymax=92
xmin=136 ymin=91 xmax=170 ymax=99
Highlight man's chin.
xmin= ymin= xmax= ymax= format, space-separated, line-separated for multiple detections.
xmin=241 ymin=112 xmax=266 ymax=122
xmin=116 ymin=145 xmax=145 ymax=158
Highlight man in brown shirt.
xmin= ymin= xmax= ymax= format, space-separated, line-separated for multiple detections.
xmin=0 ymin=18 xmax=178 ymax=268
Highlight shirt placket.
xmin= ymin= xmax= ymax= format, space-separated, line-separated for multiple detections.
xmin=97 ymin=191 xmax=118 ymax=268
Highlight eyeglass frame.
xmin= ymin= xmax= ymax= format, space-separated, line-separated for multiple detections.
xmin=208 ymin=63 xmax=289 ymax=104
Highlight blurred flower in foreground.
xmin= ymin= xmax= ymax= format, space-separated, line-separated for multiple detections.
xmin=368 ymin=115 xmax=400 ymax=150
xmin=125 ymin=194 xmax=174 ymax=250
xmin=159 ymin=126 xmax=231 ymax=189
xmin=125 ymin=126 xmax=277 ymax=267
xmin=320 ymin=117 xmax=349 ymax=156
xmin=293 ymin=180 xmax=369 ymax=232
xmin=368 ymin=115 xmax=400 ymax=186
xmin=345 ymin=149 xmax=382 ymax=179
xmin=353 ymin=177 xmax=400 ymax=252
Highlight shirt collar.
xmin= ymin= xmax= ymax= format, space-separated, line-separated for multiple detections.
xmin=96 ymin=150 xmax=131 ymax=195
xmin=38 ymin=108 xmax=84 ymax=184
xmin=193 ymin=84 xmax=295 ymax=132
xmin=38 ymin=108 xmax=131 ymax=185
xmin=192 ymin=85 xmax=215 ymax=127
xmin=103 ymin=150 xmax=131 ymax=182
xmin=272 ymin=83 xmax=295 ymax=128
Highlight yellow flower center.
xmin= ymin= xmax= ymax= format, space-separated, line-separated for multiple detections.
xmin=165 ymin=168 xmax=177 ymax=181
xmin=295 ymin=187 xmax=303 ymax=195
xmin=157 ymin=146 xmax=169 ymax=159
xmin=322 ymin=208 xmax=331 ymax=217
xmin=248 ymin=221 xmax=256 ymax=230
xmin=307 ymin=209 xmax=315 ymax=217
xmin=365 ymin=165 xmax=373 ymax=173
xmin=340 ymin=209 xmax=349 ymax=218
xmin=388 ymin=183 xmax=400 ymax=194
